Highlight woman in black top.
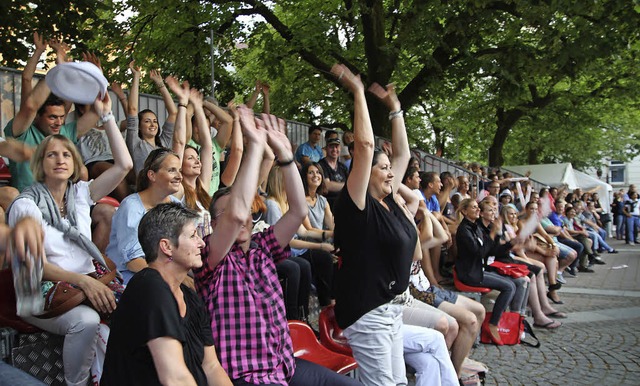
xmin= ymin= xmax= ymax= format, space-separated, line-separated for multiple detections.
xmin=455 ymin=198 xmax=527 ymax=345
xmin=332 ymin=64 xmax=418 ymax=385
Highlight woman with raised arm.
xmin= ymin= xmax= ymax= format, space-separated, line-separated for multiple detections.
xmin=166 ymin=77 xmax=214 ymax=237
xmin=7 ymin=92 xmax=132 ymax=386
xmin=125 ymin=62 xmax=177 ymax=174
xmin=331 ymin=64 xmax=420 ymax=385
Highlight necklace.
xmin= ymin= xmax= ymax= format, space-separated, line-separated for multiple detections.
xmin=58 ymin=193 xmax=67 ymax=218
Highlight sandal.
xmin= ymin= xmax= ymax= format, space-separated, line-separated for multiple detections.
xmin=533 ymin=320 xmax=562 ymax=329
xmin=545 ymin=311 xmax=568 ymax=319
xmin=547 ymin=292 xmax=564 ymax=305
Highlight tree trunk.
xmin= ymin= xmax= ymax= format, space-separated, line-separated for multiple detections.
xmin=489 ymin=107 xmax=524 ymax=167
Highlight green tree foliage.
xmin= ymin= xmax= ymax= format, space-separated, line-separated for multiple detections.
xmin=3 ymin=0 xmax=639 ymax=168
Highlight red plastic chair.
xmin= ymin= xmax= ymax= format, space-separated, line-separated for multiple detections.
xmin=318 ymin=305 xmax=353 ymax=356
xmin=96 ymin=196 xmax=120 ymax=208
xmin=453 ymin=268 xmax=492 ymax=294
xmin=288 ymin=320 xmax=358 ymax=375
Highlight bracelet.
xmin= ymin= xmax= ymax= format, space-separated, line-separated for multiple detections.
xmin=157 ymin=84 xmax=166 ymax=89
xmin=275 ymin=158 xmax=295 ymax=167
xmin=178 ymin=103 xmax=188 ymax=109
xmin=100 ymin=111 xmax=114 ymax=123
xmin=388 ymin=110 xmax=403 ymax=120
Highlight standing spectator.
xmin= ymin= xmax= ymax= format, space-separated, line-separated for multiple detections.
xmin=612 ymin=191 xmax=626 ymax=240
xmin=318 ymin=136 xmax=349 ymax=209
xmin=294 ymin=125 xmax=323 ymax=166
xmin=623 ymin=191 xmax=639 ymax=245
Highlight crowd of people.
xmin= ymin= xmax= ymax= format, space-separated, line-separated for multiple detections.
xmin=0 ymin=33 xmax=637 ymax=386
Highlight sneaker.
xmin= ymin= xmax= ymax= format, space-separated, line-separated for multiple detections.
xmin=592 ymin=257 xmax=606 ymax=265
xmin=608 ymin=249 xmax=619 ymax=254
xmin=627 ymin=242 xmax=636 ymax=245
xmin=566 ymin=266 xmax=577 ymax=276
xmin=578 ymin=266 xmax=595 ymax=273
xmin=556 ymin=272 xmax=567 ymax=284
xmin=564 ymin=270 xmax=577 ymax=278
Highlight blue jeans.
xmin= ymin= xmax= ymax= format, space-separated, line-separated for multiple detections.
xmin=231 ymin=358 xmax=362 ymax=386
xmin=616 ymin=214 xmax=626 ymax=239
xmin=626 ymin=216 xmax=640 ymax=243
xmin=0 ymin=361 xmax=46 ymax=386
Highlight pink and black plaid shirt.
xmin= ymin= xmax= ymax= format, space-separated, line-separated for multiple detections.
xmin=194 ymin=227 xmax=294 ymax=385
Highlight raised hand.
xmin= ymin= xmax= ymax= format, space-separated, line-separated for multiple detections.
xmin=368 ymin=82 xmax=401 ymax=112
xmin=331 ymin=63 xmax=364 ymax=94
xmin=128 ymin=60 xmax=141 ymax=78
xmin=93 ymin=91 xmax=113 ymax=118
xmin=261 ymin=113 xmax=292 ymax=161
xmin=164 ymin=76 xmax=189 ymax=104
xmin=237 ymin=105 xmax=266 ymax=145
xmin=227 ymin=101 xmax=238 ymax=120
xmin=188 ymin=88 xmax=204 ymax=108
xmin=110 ymin=82 xmax=125 ymax=98
xmin=149 ymin=69 xmax=164 ymax=86
xmin=262 ymin=82 xmax=270 ymax=96
xmin=82 ymin=52 xmax=102 ymax=72
xmin=49 ymin=38 xmax=70 ymax=63
xmin=33 ymin=32 xmax=47 ymax=52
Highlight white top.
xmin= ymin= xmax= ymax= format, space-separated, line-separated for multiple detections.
xmin=8 ymin=181 xmax=96 ymax=274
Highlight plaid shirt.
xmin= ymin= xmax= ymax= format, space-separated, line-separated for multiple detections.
xmin=194 ymin=227 xmax=294 ymax=385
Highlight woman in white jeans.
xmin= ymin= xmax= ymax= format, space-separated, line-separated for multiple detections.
xmin=331 ymin=64 xmax=418 ymax=386
xmin=8 ymin=93 xmax=132 ymax=386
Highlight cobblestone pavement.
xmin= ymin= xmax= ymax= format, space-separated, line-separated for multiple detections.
xmin=468 ymin=239 xmax=640 ymax=385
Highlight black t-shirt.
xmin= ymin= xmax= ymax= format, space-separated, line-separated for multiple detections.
xmin=101 ymin=268 xmax=214 ymax=386
xmin=333 ymin=188 xmax=417 ymax=329
xmin=318 ymin=158 xmax=349 ymax=208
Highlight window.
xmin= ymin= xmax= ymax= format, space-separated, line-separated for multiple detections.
xmin=609 ymin=160 xmax=625 ymax=184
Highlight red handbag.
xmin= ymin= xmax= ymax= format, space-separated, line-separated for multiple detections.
xmin=488 ymin=261 xmax=529 ymax=278
xmin=480 ymin=311 xmax=539 ymax=347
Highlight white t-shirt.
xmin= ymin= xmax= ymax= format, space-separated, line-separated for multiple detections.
xmin=8 ymin=181 xmax=96 ymax=274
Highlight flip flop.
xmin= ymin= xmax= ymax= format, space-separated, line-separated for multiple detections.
xmin=545 ymin=311 xmax=568 ymax=319
xmin=533 ymin=320 xmax=562 ymax=329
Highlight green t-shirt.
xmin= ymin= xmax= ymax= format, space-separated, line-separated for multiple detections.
xmin=4 ymin=119 xmax=77 ymax=192
xmin=187 ymin=138 xmax=223 ymax=195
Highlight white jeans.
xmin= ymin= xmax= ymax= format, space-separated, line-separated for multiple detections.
xmin=343 ymin=303 xmax=406 ymax=386
xmin=403 ymin=324 xmax=459 ymax=386
xmin=23 ymin=305 xmax=103 ymax=386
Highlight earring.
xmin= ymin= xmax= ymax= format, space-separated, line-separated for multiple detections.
xmin=168 ymin=256 xmax=173 ymax=262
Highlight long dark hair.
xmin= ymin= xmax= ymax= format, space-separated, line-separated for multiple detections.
xmin=301 ymin=162 xmax=328 ymax=197
xmin=138 ymin=109 xmax=162 ymax=147
xmin=182 ymin=145 xmax=212 ymax=211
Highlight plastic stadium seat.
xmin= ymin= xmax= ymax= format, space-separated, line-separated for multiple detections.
xmin=453 ymin=268 xmax=492 ymax=294
xmin=96 ymin=196 xmax=120 ymax=207
xmin=318 ymin=305 xmax=353 ymax=356
xmin=288 ymin=320 xmax=357 ymax=375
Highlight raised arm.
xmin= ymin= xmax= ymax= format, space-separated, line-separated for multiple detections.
xmin=150 ymin=69 xmax=178 ymax=124
xmin=0 ymin=138 xmax=34 ymax=162
xmin=207 ymin=106 xmax=265 ymax=268
xmin=127 ymin=61 xmax=141 ymax=117
xmin=262 ymin=114 xmax=308 ymax=247
xmin=332 ymin=64 xmax=373 ymax=210
xmin=220 ymin=101 xmax=243 ymax=187
xmin=245 ymin=80 xmax=262 ymax=109
xmin=203 ymin=99 xmax=233 ymax=149
xmin=165 ymin=76 xmax=190 ymax=160
xmin=191 ymin=89 xmax=213 ymax=188
xmin=262 ymin=82 xmax=271 ymax=114
xmin=369 ymin=83 xmax=410 ymax=194
xmin=21 ymin=32 xmax=47 ymax=103
xmin=89 ymin=93 xmax=133 ymax=201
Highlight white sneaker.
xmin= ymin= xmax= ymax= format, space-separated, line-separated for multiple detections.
xmin=556 ymin=272 xmax=566 ymax=284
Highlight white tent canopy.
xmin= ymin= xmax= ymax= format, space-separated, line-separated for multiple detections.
xmin=503 ymin=163 xmax=612 ymax=212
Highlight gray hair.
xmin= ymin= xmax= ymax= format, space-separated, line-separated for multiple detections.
xmin=138 ymin=203 xmax=200 ymax=263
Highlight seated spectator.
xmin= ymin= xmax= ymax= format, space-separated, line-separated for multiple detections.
xmin=294 ymin=125 xmax=323 ymax=166
xmin=301 ymin=162 xmax=335 ymax=232
xmin=455 ymin=198 xmax=527 ymax=345
xmin=562 ymin=204 xmax=599 ymax=271
xmin=340 ymin=130 xmax=354 ymax=164
xmin=194 ymin=106 xmax=360 ymax=385
xmin=101 ymin=204 xmax=232 ymax=385
xmin=576 ymin=201 xmax=617 ymax=254
xmin=453 ymin=175 xmax=471 ymax=200
xmin=165 ymin=78 xmax=213 ymax=236
xmin=8 ymin=92 xmax=132 ymax=386
xmin=402 ymin=166 xmax=421 ymax=191
xmin=125 ymin=62 xmax=177 ymax=175
xmin=265 ymin=165 xmax=335 ymax=310
xmin=106 ymin=148 xmax=183 ymax=284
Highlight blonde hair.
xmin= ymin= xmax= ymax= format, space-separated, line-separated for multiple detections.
xmin=456 ymin=198 xmax=476 ymax=224
xmin=30 ymin=135 xmax=83 ymax=183
xmin=266 ymin=165 xmax=288 ymax=214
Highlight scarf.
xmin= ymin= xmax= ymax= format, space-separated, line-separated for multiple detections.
xmin=8 ymin=181 xmax=108 ymax=269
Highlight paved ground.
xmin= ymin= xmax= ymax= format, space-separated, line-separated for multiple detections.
xmin=469 ymin=239 xmax=640 ymax=385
